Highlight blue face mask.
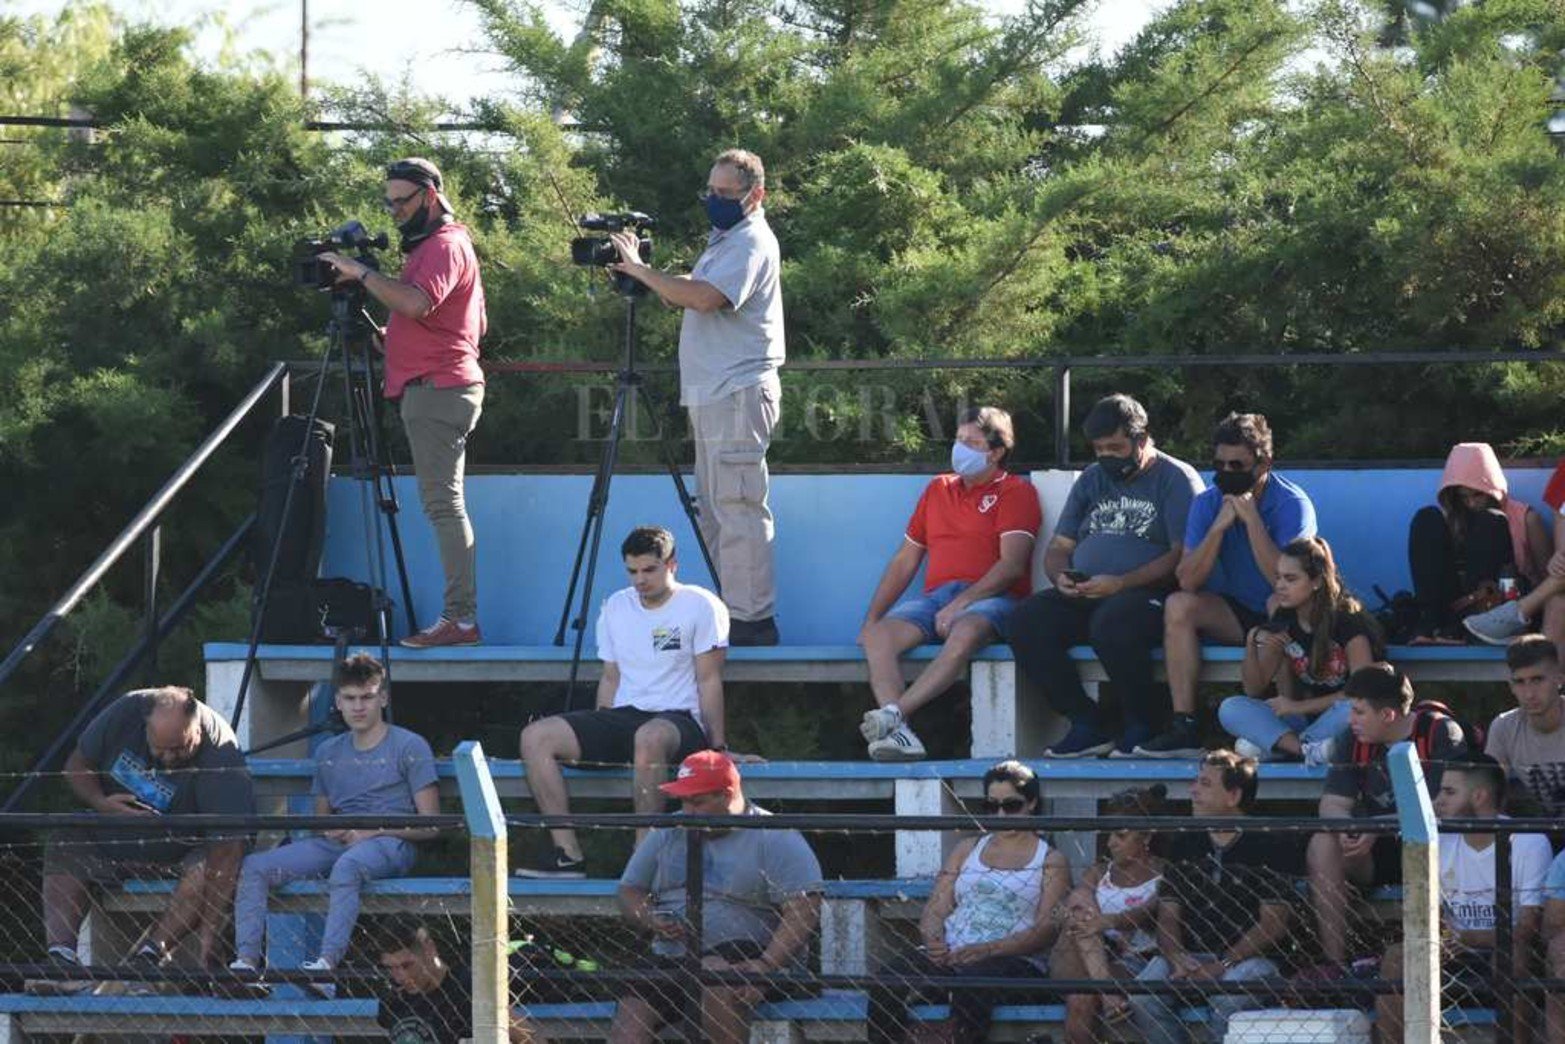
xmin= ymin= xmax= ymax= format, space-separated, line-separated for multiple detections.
xmin=704 ymin=193 xmax=747 ymax=231
xmin=951 ymin=441 xmax=992 ymax=478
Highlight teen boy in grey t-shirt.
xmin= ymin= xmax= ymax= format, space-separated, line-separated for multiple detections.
xmin=231 ymin=655 xmax=439 ymax=981
xmin=1007 ymin=394 xmax=1203 ymax=758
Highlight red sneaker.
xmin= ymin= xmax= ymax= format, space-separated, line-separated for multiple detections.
xmin=400 ymin=618 xmax=481 ymax=648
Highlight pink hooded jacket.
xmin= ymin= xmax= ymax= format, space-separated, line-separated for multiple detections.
xmin=1438 ymin=443 xmax=1540 ymax=584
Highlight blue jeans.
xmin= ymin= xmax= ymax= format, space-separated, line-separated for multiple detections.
xmin=1129 ymin=954 xmax=1277 ymax=1044
xmin=234 ymin=835 xmax=415 ymax=965
xmin=886 ymin=580 xmax=1020 ymax=641
xmin=1217 ymin=695 xmax=1350 ymax=756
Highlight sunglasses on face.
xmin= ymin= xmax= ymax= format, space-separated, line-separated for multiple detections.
xmin=981 ymin=797 xmax=1029 ymax=814
xmin=1211 ymin=458 xmax=1255 ymax=471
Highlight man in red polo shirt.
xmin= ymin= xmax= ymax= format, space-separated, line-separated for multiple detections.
xmin=857 ymin=407 xmax=1042 ymax=760
xmin=322 ymin=158 xmax=487 ymax=648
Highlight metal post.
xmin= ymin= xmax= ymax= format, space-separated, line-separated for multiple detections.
xmin=683 ymin=828 xmax=706 ymax=1042
xmin=142 ymin=525 xmax=160 ymax=684
xmin=1053 ymin=363 xmax=1071 ymax=466
xmin=1494 ymin=822 xmax=1515 ymax=1044
xmin=454 ymin=742 xmax=508 ymax=1044
xmin=1389 ymin=741 xmax=1439 ymax=1044
xmin=279 ymin=367 xmax=291 ymax=418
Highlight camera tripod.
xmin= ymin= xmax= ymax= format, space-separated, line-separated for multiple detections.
xmin=554 ymin=290 xmax=719 ymax=710
xmin=232 ymin=281 xmax=417 ymax=732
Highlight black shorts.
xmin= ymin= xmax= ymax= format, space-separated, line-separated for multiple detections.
xmin=560 ymin=707 xmax=707 ymax=769
xmin=618 ymin=941 xmax=814 ymax=1028
xmin=1222 ymin=595 xmax=1268 ymax=633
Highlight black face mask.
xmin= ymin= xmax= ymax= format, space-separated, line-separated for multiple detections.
xmin=398 ymin=203 xmax=451 ymax=251
xmin=1097 ymin=453 xmax=1139 ymax=481
xmin=1214 ymin=468 xmax=1259 ymax=496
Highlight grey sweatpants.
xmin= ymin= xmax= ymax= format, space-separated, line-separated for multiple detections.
xmin=234 ymin=835 xmax=415 ymax=965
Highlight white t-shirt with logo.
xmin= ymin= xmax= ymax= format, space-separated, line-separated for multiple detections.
xmin=1437 ymin=822 xmax=1553 ymax=933
xmin=596 ymin=582 xmax=729 ymax=728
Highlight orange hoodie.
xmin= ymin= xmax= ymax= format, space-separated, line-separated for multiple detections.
xmin=1438 ymin=443 xmax=1540 ymax=584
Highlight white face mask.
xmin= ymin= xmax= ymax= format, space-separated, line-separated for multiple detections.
xmin=951 ymin=441 xmax=992 ymax=478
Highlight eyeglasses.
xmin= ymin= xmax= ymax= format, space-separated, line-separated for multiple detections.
xmin=383 ymin=188 xmax=423 ymax=211
xmin=1211 ymin=458 xmax=1255 ymax=472
xmin=698 ymin=185 xmax=748 ymax=203
xmin=981 ymin=797 xmax=1029 ymax=814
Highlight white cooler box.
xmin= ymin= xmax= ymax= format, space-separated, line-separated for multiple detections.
xmin=1226 ymin=1008 xmax=1371 ymax=1044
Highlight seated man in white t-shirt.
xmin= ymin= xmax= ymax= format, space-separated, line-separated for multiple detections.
xmin=1374 ymin=755 xmax=1551 ymax=1044
xmin=518 ymin=525 xmax=746 ymax=878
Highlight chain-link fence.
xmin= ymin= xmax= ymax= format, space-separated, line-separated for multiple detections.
xmin=0 ymin=744 xmax=1559 ymax=1042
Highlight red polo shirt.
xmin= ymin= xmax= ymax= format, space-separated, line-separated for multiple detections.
xmin=905 ymin=471 xmax=1042 ymax=597
xmin=384 ymin=222 xmax=486 ymax=399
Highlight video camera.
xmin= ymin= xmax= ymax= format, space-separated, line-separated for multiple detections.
xmin=293 ymin=220 xmax=390 ymax=290
xmin=571 ymin=211 xmax=655 ymax=267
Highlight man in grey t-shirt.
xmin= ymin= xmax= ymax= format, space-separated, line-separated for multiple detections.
xmin=613 ymin=751 xmax=822 ymax=1044
xmin=609 ymin=149 xmax=785 ymax=646
xmin=1007 ymin=394 xmax=1203 ymax=757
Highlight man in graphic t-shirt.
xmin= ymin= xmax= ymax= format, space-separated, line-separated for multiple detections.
xmin=39 ymin=687 xmax=255 ymax=977
xmin=1373 ymin=756 xmax=1549 ymax=1044
xmin=1006 ymin=393 xmax=1204 ymax=758
xmin=517 ymin=525 xmax=749 ymax=878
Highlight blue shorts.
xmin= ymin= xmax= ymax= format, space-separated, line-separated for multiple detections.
xmin=885 ymin=581 xmax=1021 ymax=642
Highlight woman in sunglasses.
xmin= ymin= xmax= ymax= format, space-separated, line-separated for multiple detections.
xmin=865 ymin=760 xmax=1070 ymax=1044
xmin=1048 ymin=785 xmax=1168 ymax=1043
xmin=1217 ymin=536 xmax=1381 ymax=764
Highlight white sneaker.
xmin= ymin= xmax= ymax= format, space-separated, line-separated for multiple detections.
xmin=868 ymin=724 xmax=927 ymax=761
xmin=1234 ymin=739 xmax=1272 ymax=761
xmin=1301 ymin=736 xmax=1336 ymax=767
xmin=860 ymin=705 xmax=903 ymax=742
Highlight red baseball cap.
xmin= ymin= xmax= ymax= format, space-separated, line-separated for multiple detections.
xmin=660 ymin=750 xmax=741 ymax=798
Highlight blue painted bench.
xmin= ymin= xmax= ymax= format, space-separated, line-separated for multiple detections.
xmin=0 ymin=995 xmax=380 ymax=1039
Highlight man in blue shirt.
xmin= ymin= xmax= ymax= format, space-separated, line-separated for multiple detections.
xmin=1136 ymin=413 xmax=1316 ymax=757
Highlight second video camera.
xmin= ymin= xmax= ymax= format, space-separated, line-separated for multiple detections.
xmin=571 ymin=211 xmax=655 ymax=267
xmin=294 ymin=220 xmax=390 ymax=290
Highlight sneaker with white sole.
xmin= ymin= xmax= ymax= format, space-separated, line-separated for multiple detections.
xmin=860 ymin=705 xmax=903 ymax=743
xmin=1462 ymin=601 xmax=1528 ymax=646
xmin=868 ymin=724 xmax=926 ymax=761
xmin=1233 ymin=738 xmax=1272 ymax=761
xmin=1302 ymin=736 xmax=1336 ymax=767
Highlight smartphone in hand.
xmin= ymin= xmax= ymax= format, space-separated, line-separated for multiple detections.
xmin=1062 ymin=569 xmax=1089 ymax=584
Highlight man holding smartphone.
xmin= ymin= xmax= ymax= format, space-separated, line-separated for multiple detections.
xmin=1007 ymin=394 xmax=1204 ymax=758
xmin=39 ymin=687 xmax=255 ymax=981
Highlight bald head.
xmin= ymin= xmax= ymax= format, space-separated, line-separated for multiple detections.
xmin=142 ymin=688 xmax=200 ymax=767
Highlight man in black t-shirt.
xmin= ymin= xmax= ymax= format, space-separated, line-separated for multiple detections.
xmin=1128 ymin=749 xmax=1295 ymax=1044
xmin=375 ymin=920 xmax=541 ymax=1043
xmin=1305 ymin=663 xmax=1467 ymax=968
xmin=40 ymin=687 xmax=255 ymax=976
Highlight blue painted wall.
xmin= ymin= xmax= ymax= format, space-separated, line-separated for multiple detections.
xmin=320 ymin=468 xmax=1555 ymax=646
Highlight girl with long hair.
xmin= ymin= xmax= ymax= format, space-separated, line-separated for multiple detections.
xmin=1217 ymin=536 xmax=1382 ymax=763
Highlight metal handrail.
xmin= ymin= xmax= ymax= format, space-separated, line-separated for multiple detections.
xmin=0 ymin=362 xmax=290 ymax=691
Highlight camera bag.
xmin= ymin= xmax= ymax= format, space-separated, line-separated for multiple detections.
xmin=255 ymin=578 xmax=386 ymax=644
